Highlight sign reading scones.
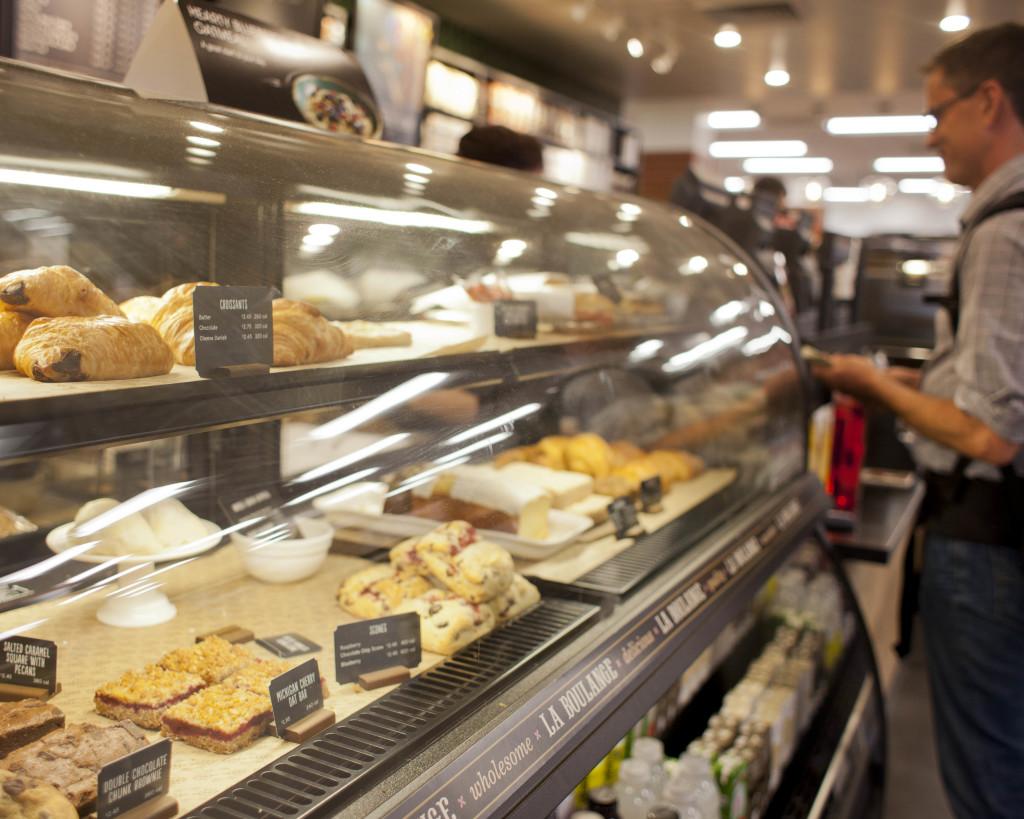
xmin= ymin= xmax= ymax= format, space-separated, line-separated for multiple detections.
xmin=334 ymin=614 xmax=421 ymax=684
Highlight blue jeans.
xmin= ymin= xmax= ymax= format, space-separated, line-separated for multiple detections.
xmin=920 ymin=532 xmax=1024 ymax=819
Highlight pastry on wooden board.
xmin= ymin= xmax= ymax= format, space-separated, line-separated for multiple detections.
xmin=119 ymin=295 xmax=162 ymax=324
xmin=334 ymin=320 xmax=412 ymax=349
xmin=149 ymin=281 xmax=218 ymax=366
xmin=0 ymin=312 xmax=32 ymax=371
xmin=0 ymin=266 xmax=121 ymax=318
xmin=272 ymin=299 xmax=352 ymax=366
xmin=14 ymin=316 xmax=174 ymax=382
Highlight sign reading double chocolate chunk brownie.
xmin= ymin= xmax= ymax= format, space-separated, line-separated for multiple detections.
xmin=334 ymin=613 xmax=421 ymax=684
xmin=0 ymin=636 xmax=57 ymax=694
xmin=269 ymin=659 xmax=323 ymax=731
xmin=97 ymin=739 xmax=172 ymax=819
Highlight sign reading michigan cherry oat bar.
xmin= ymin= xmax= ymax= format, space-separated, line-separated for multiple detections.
xmin=124 ymin=0 xmax=380 ymax=138
xmin=193 ymin=286 xmax=273 ymax=377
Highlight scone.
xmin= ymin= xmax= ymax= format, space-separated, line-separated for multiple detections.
xmin=396 ymin=590 xmax=496 ymax=655
xmin=488 ymin=574 xmax=541 ymax=623
xmin=0 ymin=769 xmax=76 ymax=818
xmin=338 ymin=565 xmax=433 ymax=619
xmin=388 ymin=536 xmax=429 ymax=576
xmin=415 ymin=537 xmax=514 ymax=604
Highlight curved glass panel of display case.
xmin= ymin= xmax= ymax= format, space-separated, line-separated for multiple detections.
xmin=0 ymin=60 xmax=813 ymax=815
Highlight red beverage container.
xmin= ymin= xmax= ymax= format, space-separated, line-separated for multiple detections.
xmin=830 ymin=396 xmax=866 ymax=512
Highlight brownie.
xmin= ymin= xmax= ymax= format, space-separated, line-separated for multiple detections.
xmin=0 ymin=721 xmax=148 ymax=811
xmin=0 ymin=700 xmax=64 ymax=760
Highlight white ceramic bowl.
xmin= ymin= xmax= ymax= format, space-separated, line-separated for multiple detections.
xmin=232 ymin=517 xmax=333 ymax=583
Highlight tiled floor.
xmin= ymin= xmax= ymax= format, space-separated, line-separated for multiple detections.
xmin=882 ymin=636 xmax=955 ymax=819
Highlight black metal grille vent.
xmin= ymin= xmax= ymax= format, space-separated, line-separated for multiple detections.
xmin=186 ymin=598 xmax=598 ymax=819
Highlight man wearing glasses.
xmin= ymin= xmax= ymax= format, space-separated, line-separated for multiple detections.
xmin=813 ymin=23 xmax=1024 ymax=819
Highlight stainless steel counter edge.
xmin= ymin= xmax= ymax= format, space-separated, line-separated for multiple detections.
xmin=333 ymin=474 xmax=829 ymax=819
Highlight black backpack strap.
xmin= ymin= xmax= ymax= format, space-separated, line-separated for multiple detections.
xmin=943 ymin=190 xmax=1024 ymax=335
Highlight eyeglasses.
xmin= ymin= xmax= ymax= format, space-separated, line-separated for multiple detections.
xmin=925 ymin=84 xmax=981 ymax=129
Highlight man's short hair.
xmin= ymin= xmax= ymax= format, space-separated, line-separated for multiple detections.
xmin=926 ymin=22 xmax=1024 ymax=123
xmin=752 ymin=176 xmax=787 ymax=201
xmin=457 ymin=125 xmax=544 ymax=172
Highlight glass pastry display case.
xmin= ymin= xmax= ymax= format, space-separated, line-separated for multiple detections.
xmin=0 ymin=59 xmax=883 ymax=818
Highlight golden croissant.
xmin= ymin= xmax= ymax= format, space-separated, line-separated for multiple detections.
xmin=0 ymin=265 xmax=121 ymax=317
xmin=149 ymin=282 xmax=218 ymax=366
xmin=0 ymin=312 xmax=32 ymax=370
xmin=14 ymin=316 xmax=174 ymax=382
xmin=272 ymin=298 xmax=352 ymax=366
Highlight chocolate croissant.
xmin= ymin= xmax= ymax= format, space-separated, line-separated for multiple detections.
xmin=272 ymin=298 xmax=352 ymax=366
xmin=14 ymin=316 xmax=174 ymax=382
xmin=149 ymin=282 xmax=218 ymax=366
xmin=0 ymin=266 xmax=121 ymax=317
xmin=0 ymin=312 xmax=32 ymax=370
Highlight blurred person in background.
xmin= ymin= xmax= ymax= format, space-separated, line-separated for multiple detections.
xmin=457 ymin=125 xmax=544 ymax=173
xmin=813 ymin=23 xmax=1024 ymax=819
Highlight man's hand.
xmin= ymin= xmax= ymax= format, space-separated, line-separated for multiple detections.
xmin=810 ymin=354 xmax=883 ymax=402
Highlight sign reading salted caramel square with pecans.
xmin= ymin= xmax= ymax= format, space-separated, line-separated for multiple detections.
xmin=0 ymin=636 xmax=57 ymax=694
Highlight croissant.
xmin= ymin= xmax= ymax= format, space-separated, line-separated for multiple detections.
xmin=0 ymin=312 xmax=32 ymax=370
xmin=149 ymin=282 xmax=218 ymax=366
xmin=119 ymin=295 xmax=162 ymax=324
xmin=272 ymin=298 xmax=352 ymax=366
xmin=14 ymin=316 xmax=174 ymax=382
xmin=0 ymin=265 xmax=121 ymax=317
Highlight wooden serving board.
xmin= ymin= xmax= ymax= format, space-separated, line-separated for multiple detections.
xmin=0 ymin=547 xmax=453 ymax=815
xmin=518 ymin=468 xmax=737 ymax=583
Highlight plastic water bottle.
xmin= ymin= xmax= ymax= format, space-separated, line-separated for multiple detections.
xmin=616 ymin=758 xmax=656 ymax=819
xmin=633 ymin=737 xmax=669 ymax=798
xmin=668 ymin=754 xmax=721 ymax=819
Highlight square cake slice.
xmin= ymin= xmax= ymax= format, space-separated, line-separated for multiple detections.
xmin=160 ymin=684 xmax=271 ymax=754
xmin=95 ymin=665 xmax=206 ymax=729
xmin=158 ymin=635 xmax=253 ymax=684
xmin=224 ymin=658 xmax=329 ymax=702
xmin=0 ymin=700 xmax=64 ymax=760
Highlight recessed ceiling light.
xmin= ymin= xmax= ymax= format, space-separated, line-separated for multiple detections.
xmin=404 ymin=173 xmax=430 ymax=184
xmin=651 ymin=50 xmax=678 ymax=75
xmin=874 ymin=156 xmax=945 ymax=173
xmin=710 ymin=140 xmax=807 ymax=158
xmin=825 ymin=115 xmax=934 ymax=135
xmin=186 ymin=147 xmax=216 ymax=158
xmin=186 ymin=157 xmax=212 ymax=166
xmin=804 ymin=181 xmax=824 ymax=202
xmin=627 ymin=38 xmax=645 ymax=58
xmin=743 ymin=157 xmax=834 ymax=174
xmin=714 ymin=24 xmax=741 ymax=49
xmin=303 ymin=234 xmax=334 ymax=247
xmin=405 ymin=162 xmax=433 ymax=174
xmin=940 ymin=14 xmax=970 ymax=31
xmin=723 ymin=176 xmax=746 ymax=193
xmin=764 ymin=68 xmax=790 ymax=87
xmin=534 ymin=187 xmax=558 ymax=200
xmin=707 ymin=110 xmax=761 ymax=130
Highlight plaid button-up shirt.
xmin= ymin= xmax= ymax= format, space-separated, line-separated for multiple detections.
xmin=911 ymin=154 xmax=1024 ymax=479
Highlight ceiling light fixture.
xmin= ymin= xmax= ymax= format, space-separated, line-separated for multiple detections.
xmin=602 ymin=14 xmax=624 ymax=41
xmin=874 ymin=156 xmax=945 ymax=173
xmin=764 ymin=34 xmax=790 ymax=87
xmin=707 ymin=110 xmax=761 ymax=129
xmin=405 ymin=162 xmax=432 ymax=175
xmin=714 ymin=24 xmax=742 ymax=49
xmin=404 ymin=173 xmax=430 ymax=185
xmin=186 ymin=135 xmax=220 ymax=148
xmin=898 ymin=178 xmax=941 ymax=194
xmin=186 ymin=147 xmax=216 ymax=158
xmin=825 ymin=115 xmax=934 ymax=135
xmin=723 ymin=176 xmax=746 ymax=193
xmin=627 ymin=38 xmax=645 ymax=58
xmin=307 ymin=223 xmax=341 ymax=237
xmin=743 ymin=157 xmax=834 ymax=174
xmin=710 ymin=140 xmax=807 ymax=158
xmin=804 ymin=181 xmax=824 ymax=202
xmin=651 ymin=48 xmax=678 ymax=75
xmin=940 ymin=0 xmax=970 ymax=31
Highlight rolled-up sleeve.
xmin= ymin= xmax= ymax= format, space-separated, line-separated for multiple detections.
xmin=953 ymin=214 xmax=1024 ymax=442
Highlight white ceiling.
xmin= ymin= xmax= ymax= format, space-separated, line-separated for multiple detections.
xmin=420 ymin=0 xmax=1024 ymax=196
